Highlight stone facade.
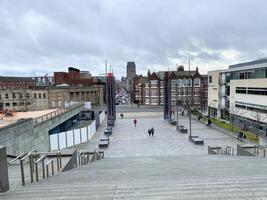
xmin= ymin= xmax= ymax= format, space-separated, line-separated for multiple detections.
xmin=0 ymin=85 xmax=104 ymax=111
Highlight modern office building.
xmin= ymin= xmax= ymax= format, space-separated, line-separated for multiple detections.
xmin=208 ymin=58 xmax=267 ymax=134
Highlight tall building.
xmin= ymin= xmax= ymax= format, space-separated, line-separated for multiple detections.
xmin=208 ymin=58 xmax=267 ymax=134
xmin=126 ymin=62 xmax=136 ymax=80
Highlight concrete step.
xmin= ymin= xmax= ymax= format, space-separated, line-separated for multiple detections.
xmin=2 ymin=155 xmax=267 ymax=199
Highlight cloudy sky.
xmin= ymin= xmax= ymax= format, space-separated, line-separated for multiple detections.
xmin=0 ymin=0 xmax=267 ymax=78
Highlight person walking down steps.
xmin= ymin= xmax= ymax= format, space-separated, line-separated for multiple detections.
xmin=133 ymin=119 xmax=137 ymax=127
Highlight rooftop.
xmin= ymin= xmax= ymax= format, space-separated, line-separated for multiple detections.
xmin=0 ymin=109 xmax=58 ymax=128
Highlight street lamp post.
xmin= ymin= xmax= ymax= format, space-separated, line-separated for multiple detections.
xmin=188 ymin=59 xmax=192 ymax=138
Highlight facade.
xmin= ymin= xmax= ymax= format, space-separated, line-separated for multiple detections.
xmin=133 ymin=66 xmax=208 ymax=111
xmin=54 ymin=67 xmax=93 ymax=86
xmin=32 ymin=76 xmax=54 ymax=86
xmin=0 ymin=88 xmax=48 ymax=111
xmin=208 ymin=70 xmax=222 ymax=118
xmin=48 ymin=85 xmax=104 ymax=109
xmin=0 ymin=76 xmax=35 ymax=89
xmin=0 ymin=85 xmax=104 ymax=111
xmin=208 ymin=58 xmax=267 ymax=134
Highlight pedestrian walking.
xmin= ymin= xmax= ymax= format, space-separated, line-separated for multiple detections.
xmin=148 ymin=128 xmax=151 ymax=136
xmin=133 ymin=119 xmax=137 ymax=127
xmin=120 ymin=113 xmax=124 ymax=119
xmin=151 ymin=127 xmax=154 ymax=136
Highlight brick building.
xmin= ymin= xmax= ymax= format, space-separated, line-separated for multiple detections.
xmin=0 ymin=76 xmax=35 ymax=89
xmin=133 ymin=66 xmax=208 ymax=112
xmin=54 ymin=67 xmax=93 ymax=86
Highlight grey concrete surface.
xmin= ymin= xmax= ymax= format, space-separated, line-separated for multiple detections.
xmin=2 ymin=111 xmax=267 ymax=199
xmin=76 ymin=112 xmax=242 ymax=157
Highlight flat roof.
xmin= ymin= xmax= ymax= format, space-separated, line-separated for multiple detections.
xmin=229 ymin=58 xmax=267 ymax=69
xmin=0 ymin=109 xmax=59 ymax=128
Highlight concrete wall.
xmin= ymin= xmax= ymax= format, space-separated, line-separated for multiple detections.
xmin=0 ymin=104 xmax=84 ymax=155
xmin=0 ymin=146 xmax=9 ymax=192
xmin=0 ymin=119 xmax=34 ymax=156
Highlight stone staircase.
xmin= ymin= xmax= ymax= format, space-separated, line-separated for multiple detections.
xmin=2 ymin=155 xmax=267 ymax=199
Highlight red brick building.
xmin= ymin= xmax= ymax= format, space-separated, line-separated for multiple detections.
xmin=132 ymin=66 xmax=208 ymax=112
xmin=54 ymin=67 xmax=93 ymax=86
xmin=0 ymin=76 xmax=35 ymax=89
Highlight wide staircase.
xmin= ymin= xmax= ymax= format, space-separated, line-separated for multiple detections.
xmin=2 ymin=154 xmax=267 ymax=199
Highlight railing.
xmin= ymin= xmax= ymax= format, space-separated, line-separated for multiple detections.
xmin=78 ymin=150 xmax=104 ymax=166
xmin=208 ymin=146 xmax=234 ymax=156
xmin=33 ymin=102 xmax=84 ymax=126
xmin=10 ymin=148 xmax=104 ymax=186
xmin=20 ymin=150 xmax=36 ymax=186
xmin=17 ymin=149 xmax=64 ymax=186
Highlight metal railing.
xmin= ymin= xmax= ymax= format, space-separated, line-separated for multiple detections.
xmin=17 ymin=149 xmax=63 ymax=186
xmin=33 ymin=102 xmax=84 ymax=126
xmin=11 ymin=148 xmax=104 ymax=186
xmin=208 ymin=146 xmax=234 ymax=156
xmin=78 ymin=150 xmax=104 ymax=166
xmin=20 ymin=150 xmax=36 ymax=186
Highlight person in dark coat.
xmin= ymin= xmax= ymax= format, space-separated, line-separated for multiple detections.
xmin=133 ymin=119 xmax=137 ymax=127
xmin=151 ymin=127 xmax=154 ymax=136
xmin=148 ymin=128 xmax=151 ymax=136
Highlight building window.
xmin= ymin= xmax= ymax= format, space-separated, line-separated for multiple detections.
xmin=43 ymin=93 xmax=46 ymax=98
xmin=38 ymin=93 xmax=42 ymax=98
xmin=34 ymin=93 xmax=37 ymax=99
xmin=5 ymin=103 xmax=10 ymax=107
xmin=19 ymin=93 xmax=23 ymax=99
xmin=13 ymin=102 xmax=17 ymax=106
xmin=209 ymin=76 xmax=212 ymax=83
xmin=12 ymin=93 xmax=16 ymax=98
xmin=26 ymin=93 xmax=30 ymax=98
xmin=5 ymin=94 xmax=9 ymax=99
xmin=194 ymin=78 xmax=201 ymax=87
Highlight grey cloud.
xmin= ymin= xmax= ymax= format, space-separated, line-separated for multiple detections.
xmin=0 ymin=0 xmax=267 ymax=77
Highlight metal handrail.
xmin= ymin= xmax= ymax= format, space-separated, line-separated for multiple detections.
xmin=8 ymin=153 xmax=26 ymax=165
xmin=46 ymin=159 xmax=54 ymax=177
xmin=35 ymin=155 xmax=47 ymax=181
xmin=20 ymin=150 xmax=36 ymax=186
xmin=56 ymin=149 xmax=63 ymax=171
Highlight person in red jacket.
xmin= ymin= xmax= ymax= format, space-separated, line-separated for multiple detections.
xmin=133 ymin=119 xmax=137 ymax=127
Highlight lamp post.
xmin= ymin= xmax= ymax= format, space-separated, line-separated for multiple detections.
xmin=188 ymin=58 xmax=192 ymax=138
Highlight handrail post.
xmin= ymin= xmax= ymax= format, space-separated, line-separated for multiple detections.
xmin=35 ymin=161 xmax=39 ymax=182
xmin=56 ymin=153 xmax=60 ymax=171
xmin=46 ymin=164 xmax=49 ymax=177
xmin=59 ymin=150 xmax=62 ymax=168
xmin=52 ymin=160 xmax=54 ymax=175
xmin=20 ymin=160 xmax=25 ymax=186
xmin=29 ymin=155 xmax=34 ymax=183
xmin=42 ymin=159 xmax=45 ymax=179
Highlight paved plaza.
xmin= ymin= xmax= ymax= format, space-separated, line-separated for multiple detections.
xmin=77 ymin=112 xmax=243 ymax=157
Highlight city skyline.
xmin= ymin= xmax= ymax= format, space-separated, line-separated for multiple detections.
xmin=1 ymin=0 xmax=267 ymax=77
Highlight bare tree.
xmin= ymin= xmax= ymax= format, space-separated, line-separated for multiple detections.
xmin=250 ymin=110 xmax=267 ymax=140
xmin=228 ymin=101 xmax=242 ymax=131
